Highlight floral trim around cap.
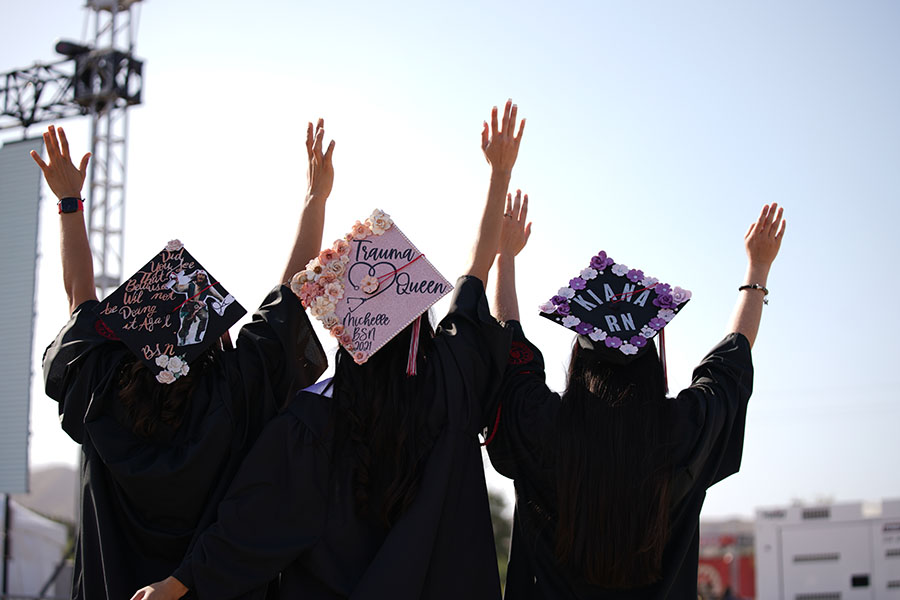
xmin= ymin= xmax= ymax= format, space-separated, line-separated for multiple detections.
xmin=154 ymin=353 xmax=190 ymax=384
xmin=290 ymin=209 xmax=395 ymax=365
xmin=539 ymin=250 xmax=691 ymax=357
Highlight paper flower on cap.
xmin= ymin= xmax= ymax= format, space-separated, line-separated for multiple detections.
xmin=538 ymin=250 xmax=691 ymax=361
xmin=292 ymin=209 xmax=453 ymax=365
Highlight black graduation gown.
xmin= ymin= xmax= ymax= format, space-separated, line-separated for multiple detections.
xmin=42 ymin=285 xmax=327 ymax=600
xmin=487 ymin=321 xmax=753 ymax=599
xmin=172 ymin=275 xmax=511 ymax=600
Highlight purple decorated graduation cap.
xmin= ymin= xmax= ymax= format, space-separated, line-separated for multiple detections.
xmin=291 ymin=209 xmax=453 ymax=369
xmin=94 ymin=240 xmax=246 ymax=384
xmin=539 ymin=250 xmax=691 ymax=365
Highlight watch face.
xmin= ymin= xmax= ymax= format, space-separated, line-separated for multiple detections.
xmin=60 ymin=197 xmax=81 ymax=213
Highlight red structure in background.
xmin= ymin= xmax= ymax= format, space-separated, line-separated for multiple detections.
xmin=698 ymin=527 xmax=756 ymax=600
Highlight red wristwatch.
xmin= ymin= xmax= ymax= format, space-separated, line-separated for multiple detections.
xmin=58 ymin=197 xmax=84 ymax=214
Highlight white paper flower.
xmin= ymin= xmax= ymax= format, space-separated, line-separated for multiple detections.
xmin=321 ymin=313 xmax=340 ymax=329
xmin=155 ymin=354 xmax=170 ymax=368
xmin=641 ymin=276 xmax=659 ymax=288
xmin=641 ymin=325 xmax=658 ymax=338
xmin=326 ymin=260 xmax=346 ymax=277
xmin=558 ymin=287 xmax=576 ymax=299
xmin=658 ymin=308 xmax=676 ymax=322
xmin=579 ymin=267 xmax=598 ymax=280
xmin=588 ymin=328 xmax=608 ymax=342
xmin=309 ymin=295 xmax=336 ymax=317
xmin=156 ymin=370 xmax=176 ymax=384
xmin=324 ymin=282 xmax=344 ymax=301
xmin=165 ymin=239 xmax=183 ymax=252
xmin=672 ymin=286 xmax=692 ymax=304
xmin=620 ymin=343 xmax=639 ymax=355
xmin=539 ymin=301 xmax=557 ymax=314
xmin=360 ymin=274 xmax=379 ymax=294
xmin=561 ymin=315 xmax=581 ymax=328
xmin=180 ymin=364 xmax=190 ymax=377
xmin=611 ymin=263 xmax=629 ymax=276
xmin=167 ymin=356 xmax=185 ymax=372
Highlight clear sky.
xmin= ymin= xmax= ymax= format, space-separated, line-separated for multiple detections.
xmin=2 ymin=0 xmax=899 ymax=520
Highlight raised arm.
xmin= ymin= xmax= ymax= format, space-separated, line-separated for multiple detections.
xmin=493 ymin=190 xmax=531 ymax=322
xmin=728 ymin=203 xmax=786 ymax=347
xmin=464 ymin=99 xmax=525 ymax=286
xmin=30 ymin=125 xmax=95 ymax=314
xmin=281 ymin=119 xmax=335 ymax=284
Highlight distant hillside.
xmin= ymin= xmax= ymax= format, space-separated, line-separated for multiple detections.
xmin=13 ymin=464 xmax=77 ymax=524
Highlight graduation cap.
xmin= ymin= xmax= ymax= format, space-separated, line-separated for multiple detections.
xmin=94 ymin=240 xmax=246 ymax=384
xmin=538 ymin=250 xmax=691 ymax=366
xmin=291 ymin=209 xmax=452 ymax=371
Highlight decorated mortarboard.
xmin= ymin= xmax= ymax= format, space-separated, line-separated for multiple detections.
xmin=539 ymin=250 xmax=691 ymax=364
xmin=291 ymin=209 xmax=452 ymax=369
xmin=94 ymin=240 xmax=246 ymax=384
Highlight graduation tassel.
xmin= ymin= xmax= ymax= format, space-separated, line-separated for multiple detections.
xmin=659 ymin=327 xmax=669 ymax=395
xmin=406 ymin=315 xmax=422 ymax=377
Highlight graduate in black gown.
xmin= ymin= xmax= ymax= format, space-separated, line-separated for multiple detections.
xmin=485 ymin=195 xmax=786 ymax=598
xmin=131 ymin=100 xmax=526 ymax=600
xmin=33 ymin=122 xmax=335 ymax=600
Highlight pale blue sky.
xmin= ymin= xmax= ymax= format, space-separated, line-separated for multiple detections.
xmin=3 ymin=0 xmax=898 ymax=519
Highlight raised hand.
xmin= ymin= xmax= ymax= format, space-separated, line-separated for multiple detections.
xmin=481 ymin=99 xmax=525 ymax=174
xmin=745 ymin=203 xmax=785 ymax=268
xmin=30 ymin=125 xmax=91 ymax=200
xmin=306 ymin=118 xmax=335 ymax=201
xmin=499 ymin=190 xmax=532 ymax=258
xmin=130 ymin=577 xmax=187 ymax=600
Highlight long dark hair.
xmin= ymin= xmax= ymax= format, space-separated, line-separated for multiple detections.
xmin=554 ymin=340 xmax=673 ymax=588
xmin=118 ymin=347 xmax=219 ymax=438
xmin=331 ymin=313 xmax=436 ymax=529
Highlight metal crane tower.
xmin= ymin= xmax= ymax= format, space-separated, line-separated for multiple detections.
xmin=0 ymin=0 xmax=145 ymax=296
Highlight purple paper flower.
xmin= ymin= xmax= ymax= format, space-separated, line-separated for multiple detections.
xmin=562 ymin=315 xmax=581 ymax=328
xmin=641 ymin=325 xmax=657 ymax=338
xmin=556 ymin=302 xmax=571 ymax=316
xmin=611 ymin=263 xmax=629 ymax=276
xmin=575 ymin=322 xmax=594 ymax=335
xmin=551 ymin=295 xmax=567 ymax=306
xmin=653 ymin=293 xmax=676 ymax=309
xmin=539 ymin=301 xmax=556 ymax=314
xmin=590 ymin=251 xmax=614 ymax=270
xmin=630 ymin=335 xmax=648 ymax=348
xmin=627 ymin=269 xmax=644 ymax=283
xmin=589 ymin=328 xmax=607 ymax=342
xmin=569 ymin=277 xmax=586 ymax=290
xmin=654 ymin=283 xmax=671 ymax=296
xmin=605 ymin=336 xmax=623 ymax=349
xmin=649 ymin=317 xmax=666 ymax=331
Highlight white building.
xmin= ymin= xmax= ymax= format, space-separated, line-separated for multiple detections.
xmin=755 ymin=498 xmax=900 ymax=599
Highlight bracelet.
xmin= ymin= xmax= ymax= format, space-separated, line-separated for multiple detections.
xmin=58 ymin=197 xmax=84 ymax=214
xmin=739 ymin=283 xmax=769 ymax=305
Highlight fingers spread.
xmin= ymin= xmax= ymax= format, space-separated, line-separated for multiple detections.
xmin=515 ymin=118 xmax=526 ymax=142
xmin=520 ymin=193 xmax=529 ymax=223
xmin=481 ymin=122 xmax=489 ymax=151
xmin=79 ymin=152 xmax=92 ymax=174
xmin=501 ymin=99 xmax=512 ymax=134
xmin=491 ymin=107 xmax=499 ymax=136
xmin=508 ymin=103 xmax=518 ymax=136
xmin=324 ymin=139 xmax=335 ymax=163
xmin=59 ymin=127 xmax=71 ymax=159
xmin=30 ymin=150 xmax=48 ymax=171
xmin=524 ymin=222 xmax=532 ymax=243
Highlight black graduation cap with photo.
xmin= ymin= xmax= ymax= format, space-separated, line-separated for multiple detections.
xmin=94 ymin=240 xmax=246 ymax=384
xmin=538 ymin=250 xmax=691 ymax=363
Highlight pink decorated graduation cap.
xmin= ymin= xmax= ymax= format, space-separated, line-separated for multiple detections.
xmin=292 ymin=209 xmax=452 ymax=370
xmin=539 ymin=250 xmax=691 ymax=389
xmin=94 ymin=240 xmax=246 ymax=384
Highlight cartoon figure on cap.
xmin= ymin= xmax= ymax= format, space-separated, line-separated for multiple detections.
xmin=167 ymin=269 xmax=233 ymax=346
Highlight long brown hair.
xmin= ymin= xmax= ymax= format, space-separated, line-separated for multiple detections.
xmin=117 ymin=348 xmax=218 ymax=438
xmin=554 ymin=341 xmax=673 ymax=588
xmin=330 ymin=313 xmax=436 ymax=529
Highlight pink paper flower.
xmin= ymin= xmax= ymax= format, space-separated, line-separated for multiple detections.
xmin=672 ymin=286 xmax=692 ymax=305
xmin=321 ymin=314 xmax=340 ymax=329
xmin=333 ymin=239 xmax=351 ymax=256
xmin=324 ymin=282 xmax=344 ymax=301
xmin=318 ymin=271 xmax=337 ymax=285
xmin=319 ymin=248 xmax=337 ymax=264
xmin=339 ymin=333 xmax=353 ymax=347
xmin=353 ymin=350 xmax=368 ymax=364
xmin=351 ymin=220 xmax=372 ymax=240
xmin=360 ymin=274 xmax=379 ymax=294
xmin=326 ymin=260 xmax=345 ymax=276
xmin=330 ymin=324 xmax=345 ymax=338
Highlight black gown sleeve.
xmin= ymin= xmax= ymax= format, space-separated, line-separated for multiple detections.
xmin=671 ymin=332 xmax=754 ymax=495
xmin=42 ymin=300 xmax=127 ymax=443
xmin=485 ymin=320 xmax=559 ymax=481
xmin=172 ymin=412 xmax=329 ymax=598
xmin=432 ymin=276 xmax=512 ymax=432
xmin=229 ymin=285 xmax=327 ymax=426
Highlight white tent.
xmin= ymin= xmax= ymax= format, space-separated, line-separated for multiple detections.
xmin=1 ymin=495 xmax=69 ymax=597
